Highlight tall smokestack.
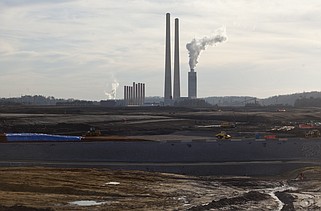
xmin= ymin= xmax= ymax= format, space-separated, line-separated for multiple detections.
xmin=164 ymin=13 xmax=172 ymax=103
xmin=173 ymin=18 xmax=180 ymax=99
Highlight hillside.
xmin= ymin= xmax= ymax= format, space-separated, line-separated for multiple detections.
xmin=205 ymin=91 xmax=321 ymax=107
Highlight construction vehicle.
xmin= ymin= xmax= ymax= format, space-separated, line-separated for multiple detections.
xmin=216 ymin=131 xmax=231 ymax=140
xmin=305 ymin=129 xmax=321 ymax=138
xmin=85 ymin=127 xmax=102 ymax=137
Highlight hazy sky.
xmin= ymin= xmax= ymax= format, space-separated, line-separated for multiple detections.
xmin=1 ymin=0 xmax=321 ymax=100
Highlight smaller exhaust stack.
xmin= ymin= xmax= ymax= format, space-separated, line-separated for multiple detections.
xmin=188 ymin=69 xmax=197 ymax=99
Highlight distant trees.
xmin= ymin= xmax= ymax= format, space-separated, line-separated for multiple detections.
xmin=262 ymin=91 xmax=321 ymax=106
xmin=204 ymin=91 xmax=321 ymax=107
xmin=174 ymin=98 xmax=212 ymax=107
xmin=0 ymin=95 xmax=101 ymax=106
xmin=56 ymin=100 xmax=94 ymax=106
xmin=2 ymin=92 xmax=321 ymax=108
xmin=0 ymin=95 xmax=70 ymax=105
xmin=294 ymin=97 xmax=321 ymax=107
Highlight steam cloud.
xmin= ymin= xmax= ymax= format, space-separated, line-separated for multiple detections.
xmin=104 ymin=80 xmax=119 ymax=99
xmin=186 ymin=26 xmax=227 ymax=70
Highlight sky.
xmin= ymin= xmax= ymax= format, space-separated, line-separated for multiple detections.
xmin=1 ymin=0 xmax=321 ymax=100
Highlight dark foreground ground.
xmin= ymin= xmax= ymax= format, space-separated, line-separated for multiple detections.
xmin=0 ymin=167 xmax=321 ymax=211
xmin=1 ymin=105 xmax=321 ymax=210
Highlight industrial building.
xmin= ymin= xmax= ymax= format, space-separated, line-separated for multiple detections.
xmin=124 ymin=82 xmax=145 ymax=106
xmin=124 ymin=13 xmax=198 ymax=107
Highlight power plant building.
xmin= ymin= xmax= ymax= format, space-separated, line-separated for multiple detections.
xmin=124 ymin=82 xmax=145 ymax=106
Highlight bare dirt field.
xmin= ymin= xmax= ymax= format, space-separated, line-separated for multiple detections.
xmin=1 ymin=105 xmax=321 ymax=210
xmin=0 ymin=167 xmax=321 ymax=210
xmin=1 ymin=105 xmax=321 ymax=139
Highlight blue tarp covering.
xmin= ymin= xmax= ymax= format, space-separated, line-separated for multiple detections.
xmin=5 ymin=133 xmax=82 ymax=142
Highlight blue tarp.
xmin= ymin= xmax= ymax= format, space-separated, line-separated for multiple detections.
xmin=5 ymin=133 xmax=82 ymax=142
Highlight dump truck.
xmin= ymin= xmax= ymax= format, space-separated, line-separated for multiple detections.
xmin=85 ymin=127 xmax=102 ymax=137
xmin=305 ymin=129 xmax=321 ymax=138
xmin=216 ymin=131 xmax=231 ymax=139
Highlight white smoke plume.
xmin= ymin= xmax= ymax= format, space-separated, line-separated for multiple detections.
xmin=104 ymin=80 xmax=119 ymax=99
xmin=186 ymin=26 xmax=228 ymax=70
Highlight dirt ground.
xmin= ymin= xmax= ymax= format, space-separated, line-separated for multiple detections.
xmin=1 ymin=105 xmax=321 ymax=139
xmin=1 ymin=105 xmax=321 ymax=210
xmin=0 ymin=167 xmax=320 ymax=210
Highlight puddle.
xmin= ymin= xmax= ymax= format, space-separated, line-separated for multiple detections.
xmin=69 ymin=200 xmax=106 ymax=206
xmin=178 ymin=196 xmax=189 ymax=205
xmin=106 ymin=182 xmax=120 ymax=185
xmin=264 ymin=184 xmax=298 ymax=211
xmin=293 ymin=193 xmax=318 ymax=208
xmin=300 ymin=198 xmax=315 ymax=207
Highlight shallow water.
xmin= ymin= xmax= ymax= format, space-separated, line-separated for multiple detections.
xmin=69 ymin=200 xmax=106 ymax=206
